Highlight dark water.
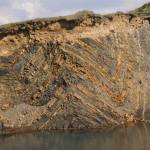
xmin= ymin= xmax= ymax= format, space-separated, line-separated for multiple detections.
xmin=0 ymin=124 xmax=150 ymax=150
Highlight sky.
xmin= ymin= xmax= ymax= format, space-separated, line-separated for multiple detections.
xmin=0 ymin=0 xmax=149 ymax=25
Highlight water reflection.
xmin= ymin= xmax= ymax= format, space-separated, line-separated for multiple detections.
xmin=0 ymin=124 xmax=150 ymax=150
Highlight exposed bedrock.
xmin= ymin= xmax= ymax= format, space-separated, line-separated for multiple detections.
xmin=0 ymin=11 xmax=150 ymax=134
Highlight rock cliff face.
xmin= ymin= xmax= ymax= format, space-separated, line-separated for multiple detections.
xmin=0 ymin=8 xmax=150 ymax=134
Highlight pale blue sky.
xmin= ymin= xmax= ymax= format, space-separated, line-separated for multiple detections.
xmin=0 ymin=0 xmax=149 ymax=25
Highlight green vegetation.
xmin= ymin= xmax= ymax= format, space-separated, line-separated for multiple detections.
xmin=130 ymin=2 xmax=150 ymax=14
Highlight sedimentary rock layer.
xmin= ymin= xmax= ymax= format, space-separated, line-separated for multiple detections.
xmin=0 ymin=11 xmax=150 ymax=134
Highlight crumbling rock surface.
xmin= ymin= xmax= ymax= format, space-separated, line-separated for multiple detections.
xmin=0 ymin=11 xmax=150 ymax=134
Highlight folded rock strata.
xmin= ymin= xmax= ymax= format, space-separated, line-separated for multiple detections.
xmin=0 ymin=11 xmax=150 ymax=134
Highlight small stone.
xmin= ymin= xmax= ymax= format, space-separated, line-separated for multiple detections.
xmin=0 ymin=122 xmax=4 ymax=130
xmin=1 ymin=104 xmax=9 ymax=110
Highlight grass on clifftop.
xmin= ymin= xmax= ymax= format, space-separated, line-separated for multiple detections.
xmin=130 ymin=2 xmax=150 ymax=14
